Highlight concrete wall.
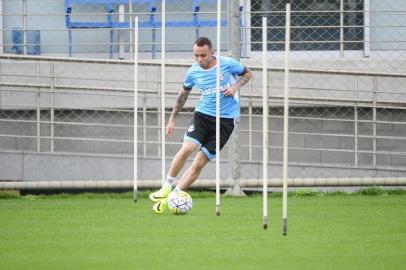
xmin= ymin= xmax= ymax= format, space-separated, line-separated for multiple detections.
xmin=1 ymin=59 xmax=406 ymax=108
xmin=1 ymin=106 xmax=405 ymax=168
xmin=0 ymin=146 xmax=404 ymax=184
xmin=0 ymin=57 xmax=405 ymax=182
xmin=1 ymin=151 xmax=405 ymax=183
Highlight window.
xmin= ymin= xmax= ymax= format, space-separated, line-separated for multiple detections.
xmin=251 ymin=0 xmax=364 ymax=51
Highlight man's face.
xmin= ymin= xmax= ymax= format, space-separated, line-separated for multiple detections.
xmin=193 ymin=44 xmax=214 ymax=69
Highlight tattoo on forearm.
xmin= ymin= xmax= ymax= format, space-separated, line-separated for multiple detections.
xmin=172 ymin=90 xmax=190 ymax=118
xmin=235 ymin=67 xmax=252 ymax=89
xmin=238 ymin=74 xmax=250 ymax=88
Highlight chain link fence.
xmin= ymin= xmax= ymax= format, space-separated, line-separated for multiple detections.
xmin=0 ymin=0 xmax=405 ymax=187
xmin=245 ymin=0 xmax=406 ymax=182
xmin=1 ymin=0 xmax=228 ymax=59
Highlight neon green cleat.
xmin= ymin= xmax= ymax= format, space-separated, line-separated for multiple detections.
xmin=152 ymin=197 xmax=168 ymax=214
xmin=149 ymin=186 xmax=172 ymax=203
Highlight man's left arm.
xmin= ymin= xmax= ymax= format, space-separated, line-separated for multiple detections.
xmin=224 ymin=66 xmax=253 ymax=96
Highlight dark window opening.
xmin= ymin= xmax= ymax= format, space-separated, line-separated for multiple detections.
xmin=251 ymin=0 xmax=364 ymax=51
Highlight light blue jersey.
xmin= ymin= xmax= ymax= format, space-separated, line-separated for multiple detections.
xmin=183 ymin=56 xmax=244 ymax=118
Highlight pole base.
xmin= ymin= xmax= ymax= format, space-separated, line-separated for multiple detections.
xmin=263 ymin=216 xmax=268 ymax=230
xmin=282 ymin=218 xmax=287 ymax=236
xmin=133 ymin=190 xmax=138 ymax=203
xmin=216 ymin=205 xmax=221 ymax=216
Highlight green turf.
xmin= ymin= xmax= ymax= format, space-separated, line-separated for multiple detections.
xmin=1 ymin=191 xmax=405 ymax=270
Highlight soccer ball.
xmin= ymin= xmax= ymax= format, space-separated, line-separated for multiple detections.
xmin=168 ymin=191 xmax=193 ymax=215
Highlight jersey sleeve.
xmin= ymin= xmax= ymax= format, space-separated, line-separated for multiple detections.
xmin=183 ymin=67 xmax=195 ymax=91
xmin=226 ymin=57 xmax=245 ymax=76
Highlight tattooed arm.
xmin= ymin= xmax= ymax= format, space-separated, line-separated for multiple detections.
xmin=224 ymin=66 xmax=253 ymax=96
xmin=166 ymin=88 xmax=190 ymax=136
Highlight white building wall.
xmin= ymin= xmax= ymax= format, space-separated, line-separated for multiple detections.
xmin=370 ymin=0 xmax=406 ymax=50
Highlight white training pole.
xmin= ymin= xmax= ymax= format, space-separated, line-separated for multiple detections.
xmin=364 ymin=0 xmax=371 ymax=57
xmin=262 ymin=16 xmax=268 ymax=230
xmin=161 ymin=0 xmax=166 ymax=186
xmin=118 ymin=4 xmax=125 ymax=59
xmin=282 ymin=0 xmax=291 ymax=236
xmin=133 ymin=17 xmax=139 ymax=203
xmin=215 ymin=0 xmax=221 ymax=216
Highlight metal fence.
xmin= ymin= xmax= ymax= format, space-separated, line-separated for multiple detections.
xmin=2 ymin=0 xmax=406 ymax=61
xmin=0 ymin=0 xmax=406 ymax=188
xmin=1 ymin=0 xmax=229 ymax=59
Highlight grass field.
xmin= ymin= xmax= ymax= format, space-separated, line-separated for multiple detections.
xmin=1 ymin=189 xmax=406 ymax=270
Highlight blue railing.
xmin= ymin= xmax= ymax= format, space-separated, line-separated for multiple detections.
xmin=65 ymin=0 xmax=233 ymax=58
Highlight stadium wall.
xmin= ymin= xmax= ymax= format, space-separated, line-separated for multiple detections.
xmin=0 ymin=56 xmax=405 ymax=185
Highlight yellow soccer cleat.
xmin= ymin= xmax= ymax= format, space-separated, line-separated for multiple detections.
xmin=149 ymin=186 xmax=172 ymax=203
xmin=152 ymin=197 xmax=168 ymax=214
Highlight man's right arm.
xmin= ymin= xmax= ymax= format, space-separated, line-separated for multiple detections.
xmin=166 ymin=88 xmax=191 ymax=136
xmin=170 ymin=88 xmax=190 ymax=120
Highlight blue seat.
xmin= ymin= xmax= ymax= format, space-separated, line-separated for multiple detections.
xmin=12 ymin=29 xmax=41 ymax=55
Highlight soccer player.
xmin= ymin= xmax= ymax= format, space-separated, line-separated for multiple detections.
xmin=150 ymin=37 xmax=253 ymax=213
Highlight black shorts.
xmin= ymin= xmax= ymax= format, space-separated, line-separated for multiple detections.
xmin=184 ymin=111 xmax=235 ymax=160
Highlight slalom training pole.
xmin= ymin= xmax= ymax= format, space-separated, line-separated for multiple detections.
xmin=282 ymin=0 xmax=291 ymax=236
xmin=161 ymin=0 xmax=166 ymax=186
xmin=215 ymin=0 xmax=221 ymax=216
xmin=133 ymin=17 xmax=139 ymax=203
xmin=262 ymin=16 xmax=268 ymax=229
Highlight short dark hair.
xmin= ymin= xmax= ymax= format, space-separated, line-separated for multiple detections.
xmin=194 ymin=37 xmax=212 ymax=49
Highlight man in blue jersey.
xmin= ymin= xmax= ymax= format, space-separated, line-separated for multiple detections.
xmin=150 ymin=37 xmax=253 ymax=213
